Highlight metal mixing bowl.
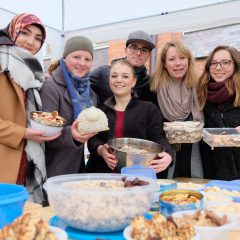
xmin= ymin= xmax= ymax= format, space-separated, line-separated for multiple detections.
xmin=107 ymin=138 xmax=164 ymax=170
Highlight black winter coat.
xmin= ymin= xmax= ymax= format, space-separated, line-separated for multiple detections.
xmin=90 ymin=62 xmax=158 ymax=107
xmin=200 ymin=101 xmax=240 ymax=180
xmin=86 ymin=97 xmax=173 ymax=178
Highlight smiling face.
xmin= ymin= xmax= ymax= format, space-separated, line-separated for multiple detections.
xmin=109 ymin=61 xmax=136 ymax=98
xmin=64 ymin=50 xmax=93 ymax=77
xmin=209 ymin=49 xmax=235 ymax=83
xmin=15 ymin=25 xmax=43 ymax=55
xmin=165 ymin=46 xmax=189 ymax=81
xmin=125 ymin=41 xmax=151 ymax=68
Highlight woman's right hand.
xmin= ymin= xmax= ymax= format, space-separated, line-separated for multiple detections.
xmin=97 ymin=144 xmax=117 ymax=170
xmin=24 ymin=128 xmax=61 ymax=143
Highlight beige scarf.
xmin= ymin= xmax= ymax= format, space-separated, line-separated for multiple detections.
xmin=157 ymin=78 xmax=203 ymax=122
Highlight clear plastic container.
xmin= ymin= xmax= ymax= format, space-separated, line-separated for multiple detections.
xmin=44 ymin=173 xmax=158 ymax=232
xmin=202 ymin=128 xmax=240 ymax=149
xmin=163 ymin=121 xmax=203 ymax=144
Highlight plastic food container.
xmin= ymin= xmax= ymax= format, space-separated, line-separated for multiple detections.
xmin=177 ymin=182 xmax=205 ymax=191
xmin=44 ymin=173 xmax=158 ymax=232
xmin=163 ymin=121 xmax=203 ymax=144
xmin=159 ymin=189 xmax=203 ymax=217
xmin=0 ymin=183 xmax=29 ymax=228
xmin=202 ymin=128 xmax=240 ymax=149
xmin=172 ymin=210 xmax=236 ymax=240
xmin=157 ymin=179 xmax=177 ymax=193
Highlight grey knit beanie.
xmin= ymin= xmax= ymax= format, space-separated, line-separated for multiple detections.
xmin=63 ymin=36 xmax=94 ymax=58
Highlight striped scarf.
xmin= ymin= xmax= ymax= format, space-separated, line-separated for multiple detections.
xmin=0 ymin=45 xmax=46 ymax=205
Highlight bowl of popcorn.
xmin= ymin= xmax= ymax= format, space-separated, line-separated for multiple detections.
xmin=107 ymin=138 xmax=165 ymax=171
xmin=30 ymin=111 xmax=66 ymax=137
xmin=172 ymin=209 xmax=236 ymax=240
xmin=44 ymin=173 xmax=158 ymax=232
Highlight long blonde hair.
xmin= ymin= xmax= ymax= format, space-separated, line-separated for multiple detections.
xmin=150 ymin=40 xmax=197 ymax=91
xmin=198 ymin=45 xmax=240 ymax=110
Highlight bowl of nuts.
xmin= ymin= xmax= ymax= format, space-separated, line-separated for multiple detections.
xmin=44 ymin=173 xmax=158 ymax=232
xmin=107 ymin=138 xmax=165 ymax=171
xmin=30 ymin=111 xmax=66 ymax=137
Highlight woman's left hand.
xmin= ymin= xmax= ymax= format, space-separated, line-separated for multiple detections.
xmin=149 ymin=152 xmax=172 ymax=173
xmin=71 ymin=120 xmax=97 ymax=142
xmin=235 ymin=126 xmax=240 ymax=132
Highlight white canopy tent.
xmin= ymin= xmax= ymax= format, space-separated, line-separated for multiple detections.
xmin=0 ymin=0 xmax=240 ymax=60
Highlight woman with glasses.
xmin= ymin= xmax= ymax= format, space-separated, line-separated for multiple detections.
xmin=150 ymin=40 xmax=203 ymax=178
xmin=198 ymin=45 xmax=240 ymax=180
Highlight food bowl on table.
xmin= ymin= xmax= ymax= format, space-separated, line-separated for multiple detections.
xmin=159 ymin=189 xmax=203 ymax=217
xmin=172 ymin=210 xmax=236 ymax=240
xmin=0 ymin=183 xmax=29 ymax=228
xmin=30 ymin=111 xmax=66 ymax=137
xmin=107 ymin=138 xmax=164 ymax=171
xmin=44 ymin=173 xmax=158 ymax=232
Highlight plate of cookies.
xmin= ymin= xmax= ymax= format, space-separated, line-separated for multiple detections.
xmin=123 ymin=213 xmax=201 ymax=240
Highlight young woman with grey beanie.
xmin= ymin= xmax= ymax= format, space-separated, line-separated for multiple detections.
xmin=40 ymin=36 xmax=97 ymax=178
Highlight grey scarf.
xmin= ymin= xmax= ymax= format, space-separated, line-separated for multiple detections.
xmin=0 ymin=45 xmax=46 ymax=204
xmin=157 ymin=78 xmax=203 ymax=122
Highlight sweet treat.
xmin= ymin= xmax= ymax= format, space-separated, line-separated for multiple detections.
xmin=130 ymin=213 xmax=195 ymax=240
xmin=77 ymin=106 xmax=109 ymax=134
xmin=31 ymin=111 xmax=66 ymax=127
xmin=0 ymin=213 xmax=57 ymax=240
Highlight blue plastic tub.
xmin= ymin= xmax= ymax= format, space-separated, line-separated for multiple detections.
xmin=0 ymin=183 xmax=29 ymax=229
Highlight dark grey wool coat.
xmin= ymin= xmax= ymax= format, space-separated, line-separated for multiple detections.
xmin=200 ymin=101 xmax=240 ymax=180
xmin=40 ymin=67 xmax=85 ymax=178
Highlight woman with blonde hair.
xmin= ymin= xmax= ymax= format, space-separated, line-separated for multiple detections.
xmin=198 ymin=45 xmax=240 ymax=180
xmin=151 ymin=40 xmax=203 ymax=178
xmin=40 ymin=36 xmax=96 ymax=178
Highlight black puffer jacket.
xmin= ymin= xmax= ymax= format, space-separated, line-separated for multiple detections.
xmin=200 ymin=101 xmax=240 ymax=180
xmin=86 ymin=96 xmax=173 ymax=178
xmin=90 ymin=60 xmax=158 ymax=107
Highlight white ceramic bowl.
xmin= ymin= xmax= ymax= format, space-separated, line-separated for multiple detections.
xmin=172 ymin=210 xmax=236 ymax=240
xmin=30 ymin=119 xmax=63 ymax=137
xmin=204 ymin=192 xmax=233 ymax=209
xmin=123 ymin=225 xmax=201 ymax=240
xmin=49 ymin=226 xmax=68 ymax=240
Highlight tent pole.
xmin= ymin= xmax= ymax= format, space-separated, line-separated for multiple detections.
xmin=60 ymin=0 xmax=65 ymax=56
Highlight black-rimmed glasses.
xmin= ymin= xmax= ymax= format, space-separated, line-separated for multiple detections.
xmin=209 ymin=60 xmax=234 ymax=69
xmin=128 ymin=44 xmax=151 ymax=55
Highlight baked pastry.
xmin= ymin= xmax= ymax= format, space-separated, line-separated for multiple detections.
xmin=77 ymin=106 xmax=109 ymax=134
xmin=0 ymin=213 xmax=57 ymax=240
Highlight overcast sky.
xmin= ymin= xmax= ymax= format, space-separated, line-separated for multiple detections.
xmin=0 ymin=0 xmax=232 ymax=32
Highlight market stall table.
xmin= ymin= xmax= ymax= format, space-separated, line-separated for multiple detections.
xmin=23 ymin=178 xmax=240 ymax=240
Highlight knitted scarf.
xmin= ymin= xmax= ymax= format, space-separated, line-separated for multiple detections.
xmin=60 ymin=59 xmax=93 ymax=119
xmin=0 ymin=45 xmax=46 ymax=204
xmin=157 ymin=78 xmax=203 ymax=122
xmin=207 ymin=81 xmax=235 ymax=112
